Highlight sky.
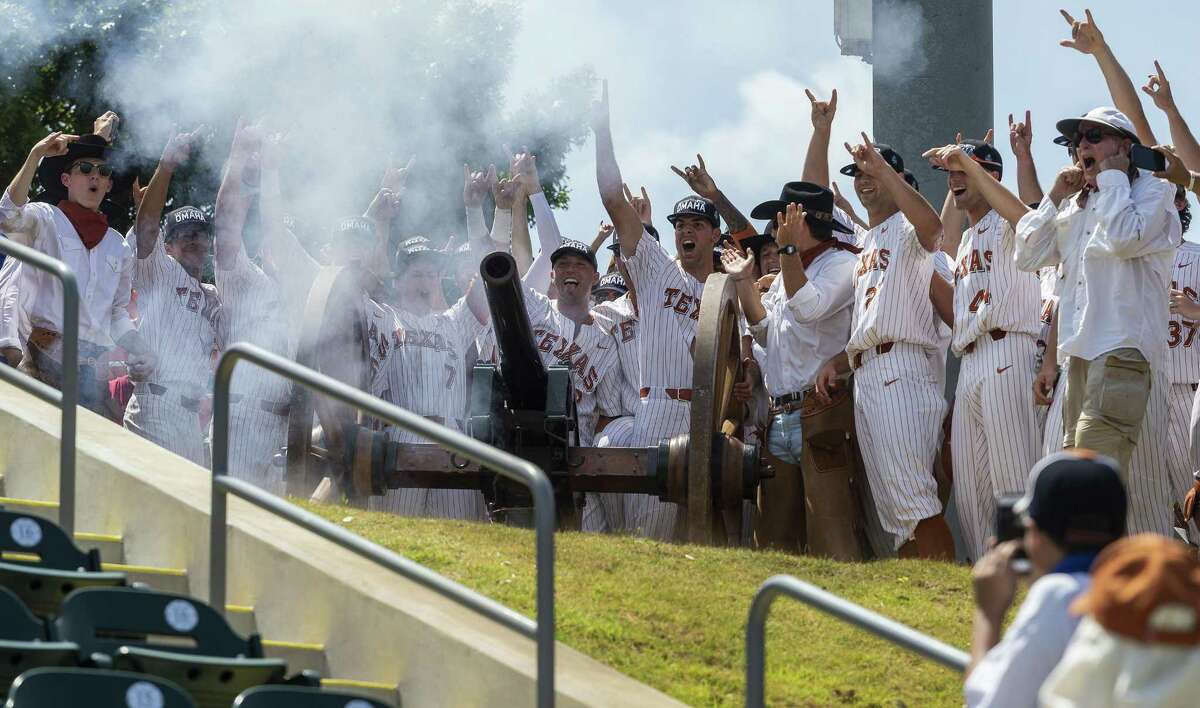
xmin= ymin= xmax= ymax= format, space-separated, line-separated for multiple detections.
xmin=506 ymin=0 xmax=1200 ymax=264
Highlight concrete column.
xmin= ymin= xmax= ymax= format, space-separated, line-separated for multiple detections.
xmin=872 ymin=0 xmax=993 ymax=212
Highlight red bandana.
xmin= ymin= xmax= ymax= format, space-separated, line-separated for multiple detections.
xmin=57 ymin=200 xmax=108 ymax=250
xmin=800 ymin=238 xmax=861 ymax=268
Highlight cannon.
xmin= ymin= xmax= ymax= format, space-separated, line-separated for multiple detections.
xmin=283 ymin=255 xmax=766 ymax=545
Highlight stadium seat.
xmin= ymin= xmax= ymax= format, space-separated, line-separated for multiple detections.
xmin=233 ymin=684 xmax=391 ymax=707
xmin=55 ymin=587 xmax=288 ymax=708
xmin=0 ymin=510 xmax=102 ymax=571
xmin=0 ymin=561 xmax=125 ymax=619
xmin=5 ymin=667 xmax=197 ymax=707
xmin=0 ymin=586 xmax=79 ymax=695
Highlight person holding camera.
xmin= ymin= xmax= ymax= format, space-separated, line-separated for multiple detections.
xmin=964 ymin=450 xmax=1127 ymax=708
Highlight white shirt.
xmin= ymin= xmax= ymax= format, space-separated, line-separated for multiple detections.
xmin=0 ymin=257 xmax=28 ymax=351
xmin=214 ymin=246 xmax=293 ymax=402
xmin=952 ymin=210 xmax=1042 ymax=355
xmin=0 ymin=190 xmax=135 ymax=348
xmin=594 ymin=293 xmax=641 ymax=416
xmin=1015 ymin=170 xmax=1181 ymax=368
xmin=846 ymin=211 xmax=941 ymax=362
xmin=963 ymin=571 xmax=1090 ymax=708
xmin=1167 ymin=240 xmax=1200 ymax=384
xmin=748 ymin=245 xmax=856 ymax=397
xmin=623 ymin=231 xmax=704 ymax=389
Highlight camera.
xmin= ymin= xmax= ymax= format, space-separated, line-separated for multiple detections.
xmin=995 ymin=494 xmax=1031 ymax=573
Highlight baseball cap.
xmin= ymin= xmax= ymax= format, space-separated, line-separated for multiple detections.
xmin=929 ymin=139 xmax=1004 ymax=178
xmin=1056 ymin=106 xmax=1141 ymax=145
xmin=550 ymin=239 xmax=598 ymax=270
xmin=592 ymin=272 xmax=627 ymax=296
xmin=839 ymin=142 xmax=905 ymax=177
xmin=334 ymin=216 xmax=375 ymax=241
xmin=1070 ymin=534 xmax=1200 ymax=646
xmin=163 ymin=205 xmax=210 ymax=241
xmin=903 ymin=169 xmax=920 ymax=191
xmin=1014 ymin=450 xmax=1127 ymax=551
xmin=665 ymin=196 xmax=720 ymax=228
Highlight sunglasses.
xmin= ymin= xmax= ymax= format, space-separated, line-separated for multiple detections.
xmin=71 ymin=161 xmax=113 ymax=177
xmin=1071 ymin=127 xmax=1118 ymax=148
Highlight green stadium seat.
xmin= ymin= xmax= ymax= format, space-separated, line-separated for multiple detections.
xmin=0 ymin=561 xmax=125 ymax=619
xmin=233 ymin=684 xmax=392 ymax=707
xmin=55 ymin=587 xmax=288 ymax=708
xmin=0 ymin=510 xmax=102 ymax=571
xmin=0 ymin=586 xmax=80 ymax=696
xmin=5 ymin=667 xmax=197 ymax=707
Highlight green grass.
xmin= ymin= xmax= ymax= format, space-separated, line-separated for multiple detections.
xmin=298 ymin=501 xmax=973 ymax=707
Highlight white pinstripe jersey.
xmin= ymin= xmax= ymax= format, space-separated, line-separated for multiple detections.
xmin=1036 ymin=265 xmax=1062 ymax=368
xmin=622 ymin=232 xmax=703 ymax=389
xmin=1167 ymin=240 xmax=1200 ymax=384
xmin=846 ymin=211 xmax=940 ymax=361
xmin=929 ymin=251 xmax=954 ymax=385
xmin=133 ymin=236 xmax=223 ymax=391
xmin=364 ymin=297 xmax=484 ymax=423
xmin=215 ymin=248 xmax=293 ymax=402
xmin=524 ymin=287 xmax=623 ymax=446
xmin=951 ymin=210 xmax=1042 ymax=355
xmin=594 ymin=293 xmax=641 ymax=415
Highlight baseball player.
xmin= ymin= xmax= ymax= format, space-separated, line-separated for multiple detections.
xmin=1165 ymin=228 xmax=1200 ymax=539
xmin=593 ymin=81 xmax=719 ymax=540
xmin=814 ymin=134 xmax=955 ymax=559
xmin=925 ymin=140 xmax=1043 ymax=560
xmin=122 ymin=129 xmax=221 ymax=467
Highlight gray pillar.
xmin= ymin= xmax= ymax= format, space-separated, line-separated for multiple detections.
xmin=872 ymin=0 xmax=993 ymax=212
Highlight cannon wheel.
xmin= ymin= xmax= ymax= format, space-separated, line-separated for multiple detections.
xmin=686 ymin=273 xmax=746 ymax=544
xmin=285 ymin=265 xmax=372 ymax=498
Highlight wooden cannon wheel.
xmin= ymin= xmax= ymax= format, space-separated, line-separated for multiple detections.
xmin=285 ymin=265 xmax=373 ymax=498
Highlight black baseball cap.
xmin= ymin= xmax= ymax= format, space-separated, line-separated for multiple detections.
xmin=592 ymin=272 xmax=627 ymax=296
xmin=334 ymin=216 xmax=375 ymax=240
xmin=903 ymin=169 xmax=920 ymax=191
xmin=839 ymin=142 xmax=905 ymax=177
xmin=929 ymin=139 xmax=1004 ymax=178
xmin=665 ymin=196 xmax=720 ymax=228
xmin=550 ymin=239 xmax=598 ymax=270
xmin=163 ymin=206 xmax=210 ymax=241
xmin=1014 ymin=450 xmax=1127 ymax=551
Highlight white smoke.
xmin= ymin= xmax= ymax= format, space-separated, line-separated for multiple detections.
xmin=871 ymin=0 xmax=928 ymax=80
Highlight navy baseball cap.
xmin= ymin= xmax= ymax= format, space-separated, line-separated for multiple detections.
xmin=1015 ymin=450 xmax=1127 ymax=551
xmin=840 ymin=143 xmax=905 ymax=177
xmin=550 ymin=239 xmax=598 ymax=270
xmin=929 ymin=139 xmax=1004 ymax=178
xmin=592 ymin=272 xmax=627 ymax=296
xmin=666 ymin=196 xmax=720 ymax=228
xmin=163 ymin=206 xmax=210 ymax=241
xmin=334 ymin=216 xmax=375 ymax=241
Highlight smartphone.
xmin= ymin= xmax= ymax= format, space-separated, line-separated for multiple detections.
xmin=994 ymin=494 xmax=1031 ymax=574
xmin=1131 ymin=144 xmax=1167 ymax=172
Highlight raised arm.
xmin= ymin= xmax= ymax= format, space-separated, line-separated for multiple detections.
xmin=592 ymin=80 xmax=645 ymax=257
xmin=1060 ymin=9 xmax=1158 ymax=145
xmin=1142 ymin=61 xmax=1200 ymax=170
xmin=213 ymin=122 xmax=260 ymax=271
xmin=925 ymin=143 xmax=1031 ymax=228
xmin=463 ymin=164 xmax=495 ymax=248
xmin=135 ymin=129 xmax=200 ymax=259
xmin=4 ymin=133 xmax=77 ymax=211
xmin=939 ymin=189 xmax=966 ymax=259
xmin=719 ymin=246 xmax=766 ymax=326
xmin=589 ymin=221 xmax=615 ymax=255
xmin=670 ymin=154 xmax=752 ymax=237
xmin=849 ymin=133 xmax=941 ymax=250
xmin=1008 ymin=111 xmax=1045 ymax=205
xmin=831 ymin=182 xmax=868 ymax=230
xmin=801 ymin=88 xmax=837 ymax=187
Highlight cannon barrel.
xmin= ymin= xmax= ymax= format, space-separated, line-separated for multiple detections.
xmin=480 ymin=251 xmax=548 ymax=410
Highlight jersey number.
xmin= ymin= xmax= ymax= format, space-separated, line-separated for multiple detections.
xmin=1169 ymin=320 xmax=1199 ymax=349
xmin=968 ymin=289 xmax=990 ymax=313
xmin=863 ymin=287 xmax=878 ymax=310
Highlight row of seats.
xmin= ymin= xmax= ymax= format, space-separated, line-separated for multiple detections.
xmin=0 ymin=509 xmax=389 ymax=708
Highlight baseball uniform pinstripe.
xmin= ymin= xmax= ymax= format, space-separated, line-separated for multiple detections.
xmin=620 ymin=232 xmax=705 ymax=540
xmin=1166 ymin=241 xmax=1200 ymax=529
xmin=847 ymin=211 xmax=946 ymax=549
xmin=928 ymin=251 xmax=954 ymax=386
xmin=949 ymin=211 xmax=1043 ymax=559
xmin=123 ymin=235 xmax=221 ymax=467
xmin=364 ymin=297 xmax=489 ymax=520
xmin=1034 ymin=266 xmax=1061 ymax=439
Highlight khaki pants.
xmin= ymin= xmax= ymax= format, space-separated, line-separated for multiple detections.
xmin=1062 ymin=349 xmax=1151 ymax=476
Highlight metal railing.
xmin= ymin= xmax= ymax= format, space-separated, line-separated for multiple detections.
xmin=745 ymin=574 xmax=969 ymax=707
xmin=0 ymin=240 xmax=78 ymax=534
xmin=209 ymin=343 xmax=557 ymax=707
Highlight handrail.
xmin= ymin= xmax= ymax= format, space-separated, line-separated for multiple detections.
xmin=0 ymin=239 xmax=78 ymax=535
xmin=210 ymin=342 xmax=557 ymax=707
xmin=745 ymin=574 xmax=968 ymax=707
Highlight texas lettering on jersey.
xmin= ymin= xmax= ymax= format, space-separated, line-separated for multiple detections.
xmin=661 ymin=287 xmax=701 ymax=321
xmin=854 ymin=248 xmax=890 ymax=282
xmin=954 ymin=249 xmax=993 ymax=281
xmin=534 ymin=327 xmax=600 ymax=392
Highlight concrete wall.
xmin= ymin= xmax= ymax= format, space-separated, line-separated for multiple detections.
xmin=0 ymin=381 xmax=683 ymax=707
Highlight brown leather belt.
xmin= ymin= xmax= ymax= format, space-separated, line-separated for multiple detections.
xmin=963 ymin=329 xmax=1009 ymax=354
xmin=769 ymin=391 xmax=806 ymax=414
xmin=639 ymin=387 xmax=693 ymax=402
xmin=851 ymin=342 xmax=895 ymax=369
xmin=28 ymin=326 xmax=107 ymax=366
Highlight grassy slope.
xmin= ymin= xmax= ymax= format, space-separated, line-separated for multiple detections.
xmin=299 ymin=501 xmax=972 ymax=707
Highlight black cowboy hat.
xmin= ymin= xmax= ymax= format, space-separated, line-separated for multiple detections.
xmin=749 ymin=181 xmax=853 ymax=236
xmin=35 ymin=134 xmax=114 ymax=201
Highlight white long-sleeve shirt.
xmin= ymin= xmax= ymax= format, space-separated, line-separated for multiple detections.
xmin=1014 ymin=170 xmax=1181 ymax=368
xmin=0 ymin=257 xmax=29 ymax=351
xmin=0 ymin=190 xmax=135 ymax=349
xmin=748 ymin=247 xmax=856 ymax=397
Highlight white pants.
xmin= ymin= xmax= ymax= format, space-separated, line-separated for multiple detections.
xmin=368 ymin=424 xmax=489 ymax=521
xmin=1170 ymin=383 xmax=1200 ymax=540
xmin=123 ymin=385 xmax=208 ymax=468
xmin=582 ymin=415 xmax=637 ymax=533
xmin=951 ymin=334 xmax=1042 ymax=560
xmin=853 ymin=344 xmax=946 ymax=550
xmin=225 ymin=402 xmax=288 ymax=496
xmin=1042 ymin=371 xmax=1068 ymax=458
xmin=623 ymin=397 xmax=690 ymax=540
